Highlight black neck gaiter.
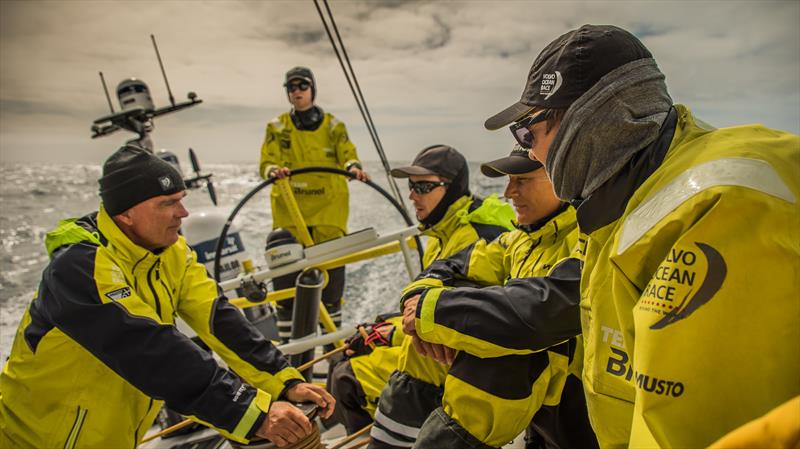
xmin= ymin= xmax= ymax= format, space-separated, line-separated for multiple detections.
xmin=291 ymin=106 xmax=324 ymax=131
xmin=420 ymin=167 xmax=470 ymax=228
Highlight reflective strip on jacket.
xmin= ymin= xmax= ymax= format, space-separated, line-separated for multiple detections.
xmin=0 ymin=207 xmax=304 ymax=449
xmin=259 ymin=111 xmax=360 ymax=234
xmin=576 ymin=105 xmax=800 ymax=448
xmin=409 ymin=207 xmax=588 ymax=446
xmin=396 ymin=195 xmax=516 ymax=386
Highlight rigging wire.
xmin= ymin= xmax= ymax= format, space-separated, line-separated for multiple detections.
xmin=312 ymin=0 xmax=406 ymax=208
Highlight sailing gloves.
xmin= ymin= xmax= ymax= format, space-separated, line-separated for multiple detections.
xmin=345 ymin=322 xmax=395 ymax=358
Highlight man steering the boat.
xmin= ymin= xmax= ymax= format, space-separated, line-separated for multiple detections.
xmin=259 ymin=66 xmax=370 ymax=343
xmin=327 ymin=144 xmax=515 ymax=438
xmin=0 ymin=145 xmax=335 ymax=449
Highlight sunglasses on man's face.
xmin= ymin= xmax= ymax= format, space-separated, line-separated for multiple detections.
xmin=287 ymin=81 xmax=311 ymax=93
xmin=509 ymin=110 xmax=549 ymax=149
xmin=408 ymin=180 xmax=449 ymax=195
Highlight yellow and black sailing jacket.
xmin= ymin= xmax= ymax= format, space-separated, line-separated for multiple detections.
xmin=0 ymin=207 xmax=304 ymax=449
xmin=573 ymin=105 xmax=800 ymax=448
xmin=352 ymin=195 xmax=515 ymax=411
xmin=396 ymin=195 xmax=516 ymax=386
xmin=260 ymin=111 xmax=361 ymax=236
xmin=405 ymin=207 xmax=589 ymax=447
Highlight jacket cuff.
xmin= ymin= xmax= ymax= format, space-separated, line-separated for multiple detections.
xmin=344 ymin=160 xmax=362 ymax=171
xmin=400 ymin=287 xmax=427 ymax=310
xmin=234 ymin=388 xmax=272 ymax=443
xmin=263 ymin=164 xmax=279 ymax=179
xmin=415 ymin=288 xmax=443 ymax=337
xmin=245 ymin=411 xmax=268 ymax=441
xmin=276 ymin=366 xmax=305 ymax=385
xmin=278 ymin=378 xmax=305 ymax=400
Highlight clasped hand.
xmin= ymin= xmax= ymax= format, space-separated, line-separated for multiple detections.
xmin=402 ymin=294 xmax=455 ymax=365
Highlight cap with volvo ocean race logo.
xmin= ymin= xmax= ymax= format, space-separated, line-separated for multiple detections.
xmin=484 ymin=24 xmax=653 ymax=130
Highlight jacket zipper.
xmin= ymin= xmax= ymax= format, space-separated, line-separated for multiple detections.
xmin=160 ymin=277 xmax=177 ymax=320
xmin=134 ymin=398 xmax=154 ymax=447
xmin=146 ymin=261 xmax=163 ymax=320
xmin=63 ymin=406 xmax=87 ymax=449
xmin=515 ymin=236 xmax=541 ymax=278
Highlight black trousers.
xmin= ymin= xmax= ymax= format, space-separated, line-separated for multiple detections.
xmin=327 ymin=355 xmax=373 ymax=435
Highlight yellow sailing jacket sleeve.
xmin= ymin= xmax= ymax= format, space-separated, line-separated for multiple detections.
xmin=413 ymin=256 xmax=582 ymax=358
xmin=618 ymin=161 xmax=800 ymax=447
xmin=259 ymin=117 xmax=282 ymax=179
xmin=707 ymin=395 xmax=800 ymax=449
xmin=401 ymin=233 xmax=511 ymax=299
xmin=579 ymin=107 xmax=800 ymax=447
xmin=174 ymin=247 xmax=305 ymax=398
xmin=329 ymin=115 xmax=360 ymax=169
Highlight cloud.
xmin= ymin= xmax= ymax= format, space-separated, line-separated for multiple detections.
xmin=0 ymin=0 xmax=798 ymax=164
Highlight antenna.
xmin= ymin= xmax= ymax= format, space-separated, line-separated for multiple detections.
xmin=99 ymin=71 xmax=115 ymax=113
xmin=151 ymin=34 xmax=176 ymax=107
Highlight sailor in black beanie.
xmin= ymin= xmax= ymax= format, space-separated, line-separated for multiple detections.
xmin=99 ymin=144 xmax=186 ymax=217
xmin=0 ymin=143 xmax=336 ymax=448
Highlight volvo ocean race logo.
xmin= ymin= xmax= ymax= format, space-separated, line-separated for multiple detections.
xmin=105 ymin=286 xmax=131 ymax=301
xmin=639 ymin=242 xmax=727 ymax=330
xmin=159 ymin=175 xmax=173 ymax=190
xmin=540 ymin=71 xmax=562 ymax=100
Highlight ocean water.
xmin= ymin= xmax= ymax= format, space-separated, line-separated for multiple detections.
xmin=0 ymin=160 xmax=507 ymax=360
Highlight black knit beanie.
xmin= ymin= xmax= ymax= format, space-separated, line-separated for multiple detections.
xmin=99 ymin=145 xmax=186 ymax=216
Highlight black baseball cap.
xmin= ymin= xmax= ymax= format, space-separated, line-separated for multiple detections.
xmin=390 ymin=144 xmax=466 ymax=182
xmin=485 ymin=25 xmax=652 ymax=130
xmin=480 ymin=144 xmax=543 ymax=178
xmin=284 ymin=66 xmax=314 ymax=86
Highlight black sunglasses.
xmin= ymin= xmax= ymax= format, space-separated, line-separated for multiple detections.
xmin=287 ymin=81 xmax=311 ymax=93
xmin=509 ymin=110 xmax=549 ymax=149
xmin=408 ymin=180 xmax=449 ymax=194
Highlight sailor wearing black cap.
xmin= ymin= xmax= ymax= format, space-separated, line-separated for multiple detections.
xmin=259 ymin=66 xmax=370 ymax=343
xmin=324 ymin=145 xmax=516 ymax=446
xmin=477 ymin=24 xmax=799 ymax=448
xmin=0 ymin=145 xmax=335 ymax=448
xmin=396 ymin=146 xmax=596 ymax=449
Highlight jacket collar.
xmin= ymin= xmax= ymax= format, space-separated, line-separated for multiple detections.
xmin=516 ymin=204 xmax=576 ymax=242
xmin=97 ymin=206 xmax=161 ymax=266
xmin=421 ymin=195 xmax=472 ymax=240
xmin=575 ymin=107 xmax=677 ymax=234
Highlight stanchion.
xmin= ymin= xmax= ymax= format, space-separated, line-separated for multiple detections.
xmin=291 ymin=268 xmax=324 ymax=381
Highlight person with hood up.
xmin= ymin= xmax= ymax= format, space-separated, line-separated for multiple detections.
xmin=444 ymin=24 xmax=799 ymax=447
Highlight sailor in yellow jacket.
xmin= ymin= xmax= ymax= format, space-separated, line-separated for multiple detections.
xmin=259 ymin=66 xmax=370 ymax=341
xmin=481 ymin=24 xmax=800 ymax=448
xmin=334 ymin=145 xmax=512 ymax=448
xmin=0 ymin=145 xmax=335 ymax=449
xmin=400 ymin=147 xmax=596 ymax=449
xmin=329 ymin=145 xmax=514 ymax=437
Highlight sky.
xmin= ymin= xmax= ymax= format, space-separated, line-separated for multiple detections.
xmin=0 ymin=0 xmax=798 ymax=165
